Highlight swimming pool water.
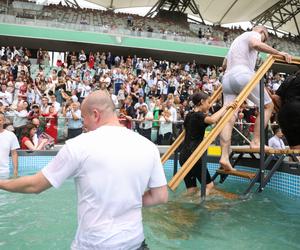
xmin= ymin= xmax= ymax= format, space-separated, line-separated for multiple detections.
xmin=0 ymin=171 xmax=300 ymax=250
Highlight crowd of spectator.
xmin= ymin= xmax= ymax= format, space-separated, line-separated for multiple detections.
xmin=1 ymin=0 xmax=299 ymax=56
xmin=0 ymin=45 xmax=292 ymax=149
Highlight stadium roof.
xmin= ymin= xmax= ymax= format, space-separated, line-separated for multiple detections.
xmin=84 ymin=0 xmax=300 ymax=35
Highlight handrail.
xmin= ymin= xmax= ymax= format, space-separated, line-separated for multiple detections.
xmin=168 ymin=55 xmax=300 ymax=191
xmin=160 ymin=85 xmax=222 ymax=164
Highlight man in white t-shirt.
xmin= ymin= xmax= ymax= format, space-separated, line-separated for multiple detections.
xmin=219 ymin=26 xmax=292 ymax=171
xmin=0 ymin=113 xmax=19 ymax=178
xmin=0 ymin=90 xmax=168 ymax=249
xmin=268 ymin=127 xmax=285 ymax=150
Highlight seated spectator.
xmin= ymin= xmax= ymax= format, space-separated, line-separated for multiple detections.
xmin=20 ymin=123 xmax=48 ymax=150
xmin=268 ymin=127 xmax=285 ymax=149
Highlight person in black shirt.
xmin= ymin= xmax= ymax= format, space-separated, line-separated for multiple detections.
xmin=273 ymin=70 xmax=300 ymax=148
xmin=179 ymin=92 xmax=232 ymax=195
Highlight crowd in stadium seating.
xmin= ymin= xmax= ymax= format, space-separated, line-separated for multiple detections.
xmin=1 ymin=0 xmax=299 ymax=56
xmin=0 ymin=45 xmax=289 ymax=148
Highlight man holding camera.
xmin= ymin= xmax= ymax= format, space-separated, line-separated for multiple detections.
xmin=63 ymin=101 xmax=82 ymax=139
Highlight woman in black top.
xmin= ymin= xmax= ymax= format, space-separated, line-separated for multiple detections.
xmin=274 ymin=70 xmax=300 ymax=148
xmin=179 ymin=91 xmax=231 ymax=195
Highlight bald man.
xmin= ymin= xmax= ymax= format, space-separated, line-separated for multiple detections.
xmin=219 ymin=26 xmax=292 ymax=171
xmin=0 ymin=90 xmax=168 ymax=249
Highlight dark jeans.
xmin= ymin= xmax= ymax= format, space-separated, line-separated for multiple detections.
xmin=67 ymin=128 xmax=82 ymax=139
xmin=158 ymin=132 xmax=172 ymax=145
xmin=141 ymin=128 xmax=152 ymax=141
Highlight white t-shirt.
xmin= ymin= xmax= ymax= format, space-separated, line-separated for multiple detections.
xmin=226 ymin=31 xmax=261 ymax=73
xmin=268 ymin=135 xmax=285 ymax=149
xmin=42 ymin=126 xmax=166 ymax=250
xmin=0 ymin=130 xmax=20 ymax=175
xmin=159 ymin=114 xmax=173 ymax=135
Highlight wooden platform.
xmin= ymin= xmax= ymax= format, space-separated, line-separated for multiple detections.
xmin=216 ymin=169 xmax=256 ymax=179
xmin=230 ymin=146 xmax=300 ymax=155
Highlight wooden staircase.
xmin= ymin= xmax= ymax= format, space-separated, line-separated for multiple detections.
xmin=161 ymin=55 xmax=300 ymax=197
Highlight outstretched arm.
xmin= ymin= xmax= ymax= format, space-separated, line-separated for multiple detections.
xmin=249 ymin=38 xmax=292 ymax=63
xmin=0 ymin=171 xmax=52 ymax=194
xmin=205 ymin=101 xmax=238 ymax=125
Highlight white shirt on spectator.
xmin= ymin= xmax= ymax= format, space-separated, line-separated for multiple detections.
xmin=272 ymin=82 xmax=281 ymax=92
xmin=42 ymin=126 xmax=166 ymax=249
xmin=13 ymin=109 xmax=28 ymax=128
xmin=139 ymin=111 xmax=153 ymax=130
xmin=268 ymin=135 xmax=285 ymax=149
xmin=52 ymin=101 xmax=61 ymax=113
xmin=168 ymin=106 xmax=177 ymax=123
xmin=0 ymin=91 xmax=12 ymax=106
xmin=159 ymin=114 xmax=173 ymax=135
xmin=78 ymin=83 xmax=92 ymax=98
xmin=41 ymin=103 xmax=50 ymax=114
xmin=110 ymin=94 xmax=119 ymax=108
xmin=0 ymin=129 xmax=20 ymax=176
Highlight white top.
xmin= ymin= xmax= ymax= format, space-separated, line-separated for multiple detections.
xmin=13 ymin=110 xmax=28 ymax=128
xmin=226 ymin=31 xmax=261 ymax=73
xmin=0 ymin=91 xmax=12 ymax=106
xmin=268 ymin=135 xmax=285 ymax=149
xmin=159 ymin=115 xmax=173 ymax=135
xmin=0 ymin=130 xmax=19 ymax=174
xmin=111 ymin=94 xmax=119 ymax=108
xmin=139 ymin=111 xmax=153 ymax=130
xmin=78 ymin=84 xmax=92 ymax=98
xmin=42 ymin=126 xmax=166 ymax=249
xmin=169 ymin=106 xmax=177 ymax=122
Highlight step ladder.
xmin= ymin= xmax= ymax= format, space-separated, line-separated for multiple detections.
xmin=212 ymin=146 xmax=300 ymax=194
xmin=162 ymin=55 xmax=300 ymax=199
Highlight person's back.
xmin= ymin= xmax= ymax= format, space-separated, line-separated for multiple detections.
xmin=43 ymin=126 xmax=164 ymax=249
xmin=0 ymin=90 xmax=168 ymax=249
xmin=226 ymin=31 xmax=260 ymax=73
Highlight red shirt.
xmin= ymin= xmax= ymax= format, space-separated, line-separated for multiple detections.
xmin=21 ymin=136 xmax=31 ymax=150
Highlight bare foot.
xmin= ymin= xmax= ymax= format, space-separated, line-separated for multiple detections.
xmin=206 ymin=182 xmax=214 ymax=196
xmin=185 ymin=187 xmax=199 ymax=195
xmin=219 ymin=160 xmax=236 ymax=172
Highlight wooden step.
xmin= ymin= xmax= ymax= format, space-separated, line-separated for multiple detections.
xmin=216 ymin=169 xmax=256 ymax=179
xmin=230 ymin=146 xmax=300 ymax=155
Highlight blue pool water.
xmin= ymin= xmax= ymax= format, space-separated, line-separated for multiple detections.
xmin=0 ymin=158 xmax=299 ymax=249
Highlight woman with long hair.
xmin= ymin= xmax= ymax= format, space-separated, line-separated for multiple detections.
xmin=20 ymin=123 xmax=48 ymax=150
xmin=179 ymin=92 xmax=233 ymax=195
